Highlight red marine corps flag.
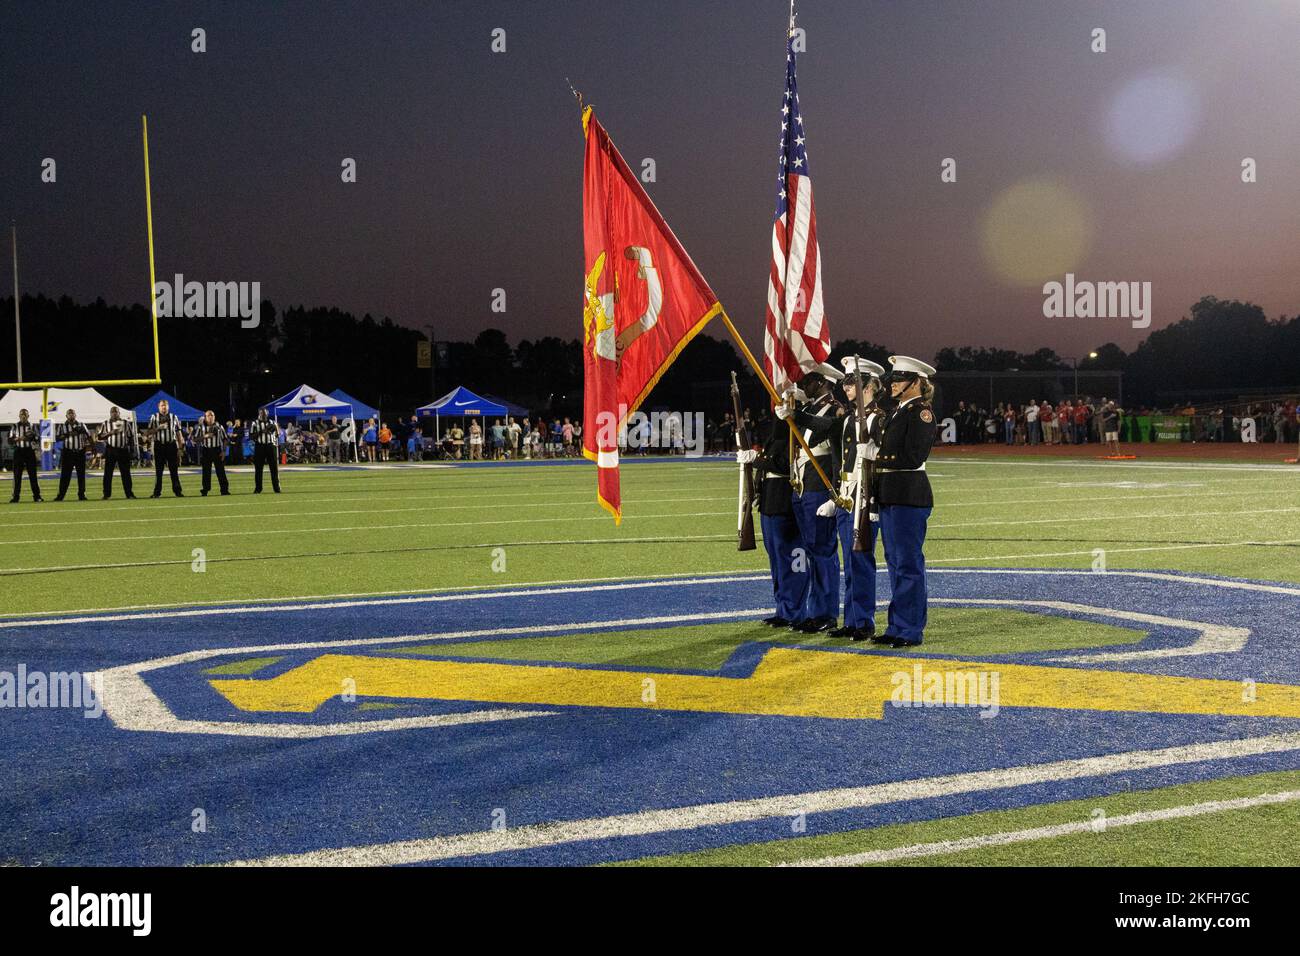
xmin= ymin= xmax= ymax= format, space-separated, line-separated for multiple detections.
xmin=581 ymin=105 xmax=722 ymax=523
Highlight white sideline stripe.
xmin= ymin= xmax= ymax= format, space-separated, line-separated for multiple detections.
xmin=97 ymin=607 xmax=770 ymax=739
xmin=935 ymin=458 xmax=1300 ymax=474
xmin=0 ymin=532 xmax=737 ymax=577
xmin=929 ymin=538 xmax=1300 ymax=565
xmin=929 ymin=505 xmax=1300 ymax=530
xmin=786 ymin=789 xmax=1300 ymax=867
xmin=219 ymin=732 xmax=1300 ymax=866
xmin=923 ymin=598 xmax=1248 ymax=660
xmin=0 ymin=574 xmax=769 ymax=629
xmin=0 ymin=511 xmax=732 ymax=547
xmin=0 ymin=568 xmax=764 ymax=620
xmin=0 ymin=495 xmax=732 ymax=530
xmin=6 ymin=567 xmax=1296 ymax=628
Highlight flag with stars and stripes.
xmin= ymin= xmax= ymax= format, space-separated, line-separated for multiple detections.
xmin=763 ymin=30 xmax=831 ymax=396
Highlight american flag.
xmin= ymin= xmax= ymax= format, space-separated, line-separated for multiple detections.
xmin=763 ymin=30 xmax=830 ymax=396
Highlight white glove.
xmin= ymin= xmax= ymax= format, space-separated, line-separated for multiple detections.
xmin=869 ymin=512 xmax=879 ymax=523
xmin=788 ymin=387 xmax=808 ymax=403
xmin=775 ymin=403 xmax=793 ymax=421
xmin=816 ymin=498 xmax=838 ymax=518
xmin=860 ymin=441 xmax=879 ymax=462
xmin=736 ymin=449 xmax=757 ymax=465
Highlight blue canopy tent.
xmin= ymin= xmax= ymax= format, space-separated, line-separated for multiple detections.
xmin=481 ymin=393 xmax=530 ymax=419
xmin=261 ymin=384 xmax=357 ymax=462
xmin=416 ymin=386 xmax=508 ymax=442
xmin=133 ymin=389 xmax=203 ymax=422
xmin=328 ymin=388 xmax=380 ymax=422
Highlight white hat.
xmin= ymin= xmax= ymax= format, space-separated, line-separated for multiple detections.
xmin=888 ymin=355 xmax=937 ymax=378
xmin=840 ymin=355 xmax=886 ymax=378
xmin=805 ymin=361 xmax=845 ymax=383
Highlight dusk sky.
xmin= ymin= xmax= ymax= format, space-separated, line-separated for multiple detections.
xmin=4 ymin=0 xmax=1300 ymax=361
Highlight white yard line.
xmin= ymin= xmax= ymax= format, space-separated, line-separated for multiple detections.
xmin=928 ymin=538 xmax=1300 ymax=565
xmin=218 ymin=732 xmax=1300 ymax=865
xmin=785 ymin=789 xmax=1300 ymax=866
xmin=0 ymin=511 xmax=732 ymax=548
xmin=0 ymin=573 xmax=770 ymax=628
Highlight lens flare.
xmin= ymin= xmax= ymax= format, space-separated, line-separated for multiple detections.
xmin=1103 ymin=71 xmax=1201 ymax=165
xmin=980 ymin=177 xmax=1093 ymax=287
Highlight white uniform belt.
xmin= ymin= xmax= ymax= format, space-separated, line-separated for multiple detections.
xmin=877 ymin=463 xmax=926 ymax=473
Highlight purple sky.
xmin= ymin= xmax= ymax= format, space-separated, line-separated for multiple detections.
xmin=4 ymin=0 xmax=1299 ymax=361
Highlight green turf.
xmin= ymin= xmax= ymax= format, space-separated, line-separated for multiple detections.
xmin=202 ymin=655 xmax=283 ymax=676
xmin=398 ymin=611 xmax=1139 ymax=669
xmin=3 ymin=457 xmax=1298 ymax=617
xmin=612 ymin=769 xmax=1300 ymax=866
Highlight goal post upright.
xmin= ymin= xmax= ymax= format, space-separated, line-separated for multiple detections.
xmin=0 ymin=114 xmax=163 ymax=392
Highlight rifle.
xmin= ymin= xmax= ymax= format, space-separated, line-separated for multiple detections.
xmin=730 ymin=371 xmax=757 ymax=552
xmin=851 ymin=367 xmax=873 ymax=553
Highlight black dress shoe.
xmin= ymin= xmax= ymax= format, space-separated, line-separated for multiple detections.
xmin=150 ymin=493 xmax=161 ymax=499
xmin=869 ymin=633 xmax=892 ymax=645
xmin=201 ymin=490 xmax=208 ymax=496
xmin=174 ymin=491 xmax=185 ymax=497
xmin=54 ymin=495 xmax=65 ymax=502
xmin=829 ymin=625 xmax=857 ymax=638
xmin=761 ymin=615 xmax=790 ymax=627
xmin=34 ymin=496 xmax=44 ymax=502
xmin=77 ymin=495 xmax=87 ymax=501
xmin=8 ymin=498 xmax=18 ymax=504
xmin=795 ymin=616 xmax=837 ymax=634
xmin=850 ymin=629 xmax=876 ymax=642
xmin=125 ymin=493 xmax=137 ymax=499
xmin=885 ymin=636 xmax=921 ymax=649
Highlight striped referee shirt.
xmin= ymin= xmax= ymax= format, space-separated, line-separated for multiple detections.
xmin=10 ymin=421 xmax=40 ymax=449
xmin=56 ymin=421 xmax=92 ymax=452
xmin=251 ymin=419 xmax=279 ymax=445
xmin=148 ymin=413 xmax=182 ymax=444
xmin=100 ymin=418 xmax=134 ymax=449
xmin=197 ymin=422 xmax=228 ymax=449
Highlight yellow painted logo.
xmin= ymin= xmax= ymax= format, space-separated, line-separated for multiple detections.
xmin=209 ymin=647 xmax=1300 ymax=722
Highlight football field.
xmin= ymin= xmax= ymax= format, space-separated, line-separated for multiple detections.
xmin=3 ymin=454 xmax=1300 ymax=866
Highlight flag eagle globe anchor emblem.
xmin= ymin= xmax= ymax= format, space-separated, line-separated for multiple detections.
xmin=584 ymin=246 xmax=663 ymax=364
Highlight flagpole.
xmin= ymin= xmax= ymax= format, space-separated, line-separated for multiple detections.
xmin=718 ymin=308 xmax=845 ymax=504
xmin=10 ymin=222 xmax=21 ymax=381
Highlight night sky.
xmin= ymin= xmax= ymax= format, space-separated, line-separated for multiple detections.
xmin=4 ymin=0 xmax=1300 ymax=360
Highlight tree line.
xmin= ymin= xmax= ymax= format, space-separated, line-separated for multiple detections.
xmin=1 ymin=294 xmax=1294 ymax=419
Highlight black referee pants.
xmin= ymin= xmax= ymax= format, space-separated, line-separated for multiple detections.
xmin=103 ymin=446 xmax=133 ymax=498
xmin=153 ymin=441 xmax=183 ymax=497
xmin=9 ymin=447 xmax=40 ymax=501
xmin=56 ymin=449 xmax=86 ymax=499
xmin=253 ymin=443 xmax=280 ymax=492
xmin=200 ymin=447 xmax=229 ymax=495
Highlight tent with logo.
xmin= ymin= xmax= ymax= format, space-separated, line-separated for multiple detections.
xmin=416 ymin=386 xmax=509 ymax=442
xmin=261 ymin=383 xmax=358 ymax=462
xmin=132 ymin=389 xmax=204 ymax=423
xmin=0 ymin=387 xmax=134 ymax=425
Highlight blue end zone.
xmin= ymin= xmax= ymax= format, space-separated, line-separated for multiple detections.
xmin=1 ymin=568 xmax=1298 ymax=865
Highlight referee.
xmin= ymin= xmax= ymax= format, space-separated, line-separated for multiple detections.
xmin=97 ymin=406 xmax=136 ymax=499
xmin=250 ymin=408 xmax=282 ymax=493
xmin=147 ymin=399 xmax=185 ymax=498
xmin=8 ymin=408 xmax=43 ymax=503
xmin=54 ymin=408 xmax=92 ymax=501
xmin=197 ymin=409 xmax=231 ymax=496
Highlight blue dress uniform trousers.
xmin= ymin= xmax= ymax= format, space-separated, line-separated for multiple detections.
xmin=880 ymin=504 xmax=931 ymax=643
xmin=761 ymin=512 xmax=808 ymax=621
xmin=791 ymin=489 xmax=840 ymax=621
xmin=835 ymin=508 xmax=878 ymax=631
